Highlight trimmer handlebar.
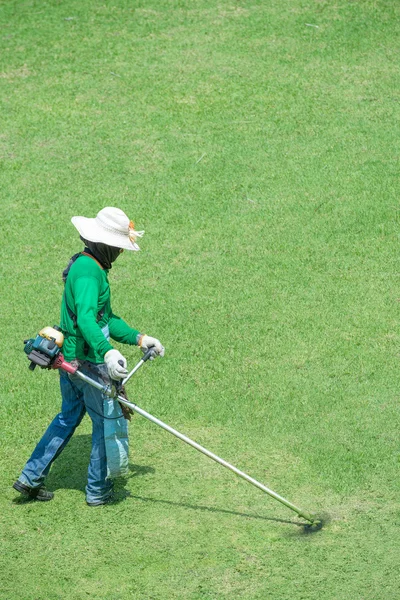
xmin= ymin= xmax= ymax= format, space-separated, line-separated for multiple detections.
xmin=142 ymin=347 xmax=158 ymax=362
xmin=55 ymin=348 xmax=157 ymax=375
xmin=54 ymin=347 xmax=157 ymax=376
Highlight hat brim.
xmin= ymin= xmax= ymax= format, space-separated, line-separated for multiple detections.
xmin=71 ymin=216 xmax=141 ymax=251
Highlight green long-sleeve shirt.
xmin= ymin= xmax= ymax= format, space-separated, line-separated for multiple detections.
xmin=60 ymin=254 xmax=140 ymax=363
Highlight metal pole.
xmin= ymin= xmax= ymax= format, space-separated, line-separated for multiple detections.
xmin=121 ymin=358 xmax=146 ymax=387
xmin=121 ymin=348 xmax=156 ymax=387
xmin=73 ymin=370 xmax=107 ymax=391
xmin=115 ymin=393 xmax=316 ymax=524
xmin=71 ymin=353 xmax=316 ymax=524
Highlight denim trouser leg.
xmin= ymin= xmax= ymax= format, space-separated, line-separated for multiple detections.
xmin=19 ymin=365 xmax=114 ymax=502
xmin=67 ymin=364 xmax=114 ymax=502
xmin=19 ymin=370 xmax=86 ymax=489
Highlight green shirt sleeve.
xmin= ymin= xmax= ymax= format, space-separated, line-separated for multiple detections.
xmin=74 ymin=274 xmax=113 ymax=358
xmin=108 ymin=312 xmax=140 ymax=345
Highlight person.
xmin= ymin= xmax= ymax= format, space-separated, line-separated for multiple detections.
xmin=13 ymin=207 xmax=164 ymax=506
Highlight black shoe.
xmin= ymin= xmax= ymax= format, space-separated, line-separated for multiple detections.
xmin=13 ymin=480 xmax=54 ymax=501
xmin=86 ymin=495 xmax=113 ymax=507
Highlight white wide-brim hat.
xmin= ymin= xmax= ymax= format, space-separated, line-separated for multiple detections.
xmin=71 ymin=207 xmax=144 ymax=251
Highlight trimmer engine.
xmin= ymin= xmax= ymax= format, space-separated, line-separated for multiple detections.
xmin=23 ymin=326 xmax=75 ymax=372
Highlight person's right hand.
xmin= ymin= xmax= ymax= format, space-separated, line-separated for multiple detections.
xmin=104 ymin=349 xmax=128 ymax=380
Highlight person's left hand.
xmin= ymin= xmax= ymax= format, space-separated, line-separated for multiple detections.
xmin=139 ymin=335 xmax=165 ymax=357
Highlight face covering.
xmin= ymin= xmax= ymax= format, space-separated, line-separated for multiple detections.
xmin=80 ymin=237 xmax=121 ymax=269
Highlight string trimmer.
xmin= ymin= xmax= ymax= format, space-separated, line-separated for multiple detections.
xmin=24 ymin=326 xmax=322 ymax=530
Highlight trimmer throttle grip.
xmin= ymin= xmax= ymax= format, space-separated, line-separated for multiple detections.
xmin=142 ymin=347 xmax=158 ymax=362
xmin=51 ymin=354 xmax=78 ymax=374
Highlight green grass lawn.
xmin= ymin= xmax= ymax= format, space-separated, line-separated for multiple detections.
xmin=1 ymin=0 xmax=400 ymax=598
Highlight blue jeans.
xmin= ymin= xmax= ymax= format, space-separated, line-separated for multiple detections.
xmin=18 ymin=363 xmax=115 ymax=503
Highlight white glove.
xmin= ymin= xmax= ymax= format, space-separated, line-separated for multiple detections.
xmin=139 ymin=335 xmax=165 ymax=357
xmin=104 ymin=349 xmax=128 ymax=380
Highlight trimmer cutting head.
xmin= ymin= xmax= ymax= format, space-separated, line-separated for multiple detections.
xmin=305 ymin=519 xmax=323 ymax=531
xmin=301 ymin=513 xmax=329 ymax=534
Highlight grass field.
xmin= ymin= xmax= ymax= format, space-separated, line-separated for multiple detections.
xmin=1 ymin=0 xmax=400 ymax=598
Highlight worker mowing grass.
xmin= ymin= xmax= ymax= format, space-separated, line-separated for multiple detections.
xmin=13 ymin=207 xmax=164 ymax=506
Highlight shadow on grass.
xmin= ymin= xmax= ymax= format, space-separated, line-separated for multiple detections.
xmin=129 ymin=494 xmax=309 ymax=529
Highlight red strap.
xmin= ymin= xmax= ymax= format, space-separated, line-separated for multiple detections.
xmin=81 ymin=252 xmax=104 ymax=270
